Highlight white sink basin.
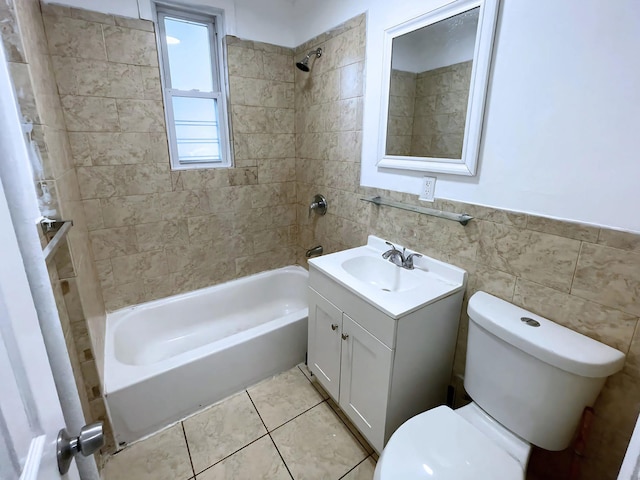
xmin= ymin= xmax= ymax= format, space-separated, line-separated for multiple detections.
xmin=308 ymin=235 xmax=467 ymax=318
xmin=341 ymin=255 xmax=423 ymax=293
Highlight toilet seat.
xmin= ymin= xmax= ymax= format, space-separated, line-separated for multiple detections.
xmin=374 ymin=406 xmax=525 ymax=480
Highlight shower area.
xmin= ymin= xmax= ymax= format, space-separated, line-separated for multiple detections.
xmin=0 ymin=0 xmax=367 ymax=460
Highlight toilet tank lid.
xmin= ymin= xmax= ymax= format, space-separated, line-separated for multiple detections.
xmin=467 ymin=292 xmax=625 ymax=378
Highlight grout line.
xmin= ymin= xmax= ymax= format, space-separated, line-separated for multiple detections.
xmin=569 ymin=241 xmax=585 ymax=293
xmin=267 ymin=432 xmax=295 ymax=480
xmin=337 ymin=454 xmax=373 ymax=480
xmin=246 ymin=390 xmax=295 ymax=479
xmin=193 ymin=433 xmax=270 ymax=478
xmin=248 ymin=385 xmax=325 ymax=434
xmin=246 ymin=389 xmax=269 ymax=430
xmin=180 ymin=421 xmax=196 ymax=479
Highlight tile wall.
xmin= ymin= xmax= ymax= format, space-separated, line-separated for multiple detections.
xmin=386 ymin=61 xmax=471 ymax=158
xmin=386 ymin=69 xmax=416 ymax=156
xmin=0 ymin=0 xmax=113 ymax=454
xmin=41 ymin=5 xmax=297 ymax=311
xmin=294 ymin=13 xmax=640 ymax=480
xmin=295 ymin=14 xmax=367 ymax=264
xmin=411 ymin=61 xmax=471 ymax=157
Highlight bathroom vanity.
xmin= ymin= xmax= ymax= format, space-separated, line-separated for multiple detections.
xmin=307 ymin=236 xmax=466 ymax=452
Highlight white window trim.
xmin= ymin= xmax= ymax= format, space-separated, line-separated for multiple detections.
xmin=154 ymin=3 xmax=233 ymax=170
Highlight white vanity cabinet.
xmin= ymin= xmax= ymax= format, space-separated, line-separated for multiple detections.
xmin=309 ymin=289 xmax=393 ymax=447
xmin=307 ymin=255 xmax=465 ymax=453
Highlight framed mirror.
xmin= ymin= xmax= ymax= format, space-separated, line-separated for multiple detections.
xmin=375 ymin=0 xmax=499 ymax=176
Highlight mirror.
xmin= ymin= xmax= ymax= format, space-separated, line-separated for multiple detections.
xmin=374 ymin=0 xmax=499 ymax=176
xmin=386 ymin=8 xmax=478 ymax=159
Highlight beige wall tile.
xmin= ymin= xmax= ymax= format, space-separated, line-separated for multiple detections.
xmin=114 ymin=16 xmax=154 ymax=32
xmin=94 ymin=259 xmax=114 ymax=289
xmin=0 ymin=1 xmax=26 ymax=62
xmin=82 ymin=199 xmax=104 ymax=231
xmin=227 ymin=44 xmax=264 ymax=79
xmin=572 ymin=243 xmax=640 ymax=317
xmin=101 ymin=194 xmax=162 ymax=227
xmin=60 ymin=95 xmax=119 ymax=132
xmin=69 ymin=132 xmax=156 ymax=166
xmin=69 ymin=7 xmax=115 ymax=25
xmin=261 ymin=119 xmax=297 ymax=149
xmin=477 ymin=221 xmax=581 ymax=292
xmin=597 ymin=229 xmax=640 ymax=252
xmin=116 ymin=99 xmax=165 ymax=132
xmin=263 ymin=51 xmax=294 ymax=83
xmin=514 ymin=278 xmax=637 ymax=352
xmin=230 ymin=76 xmax=294 ymax=108
xmin=111 ymin=250 xmax=168 ymax=284
xmin=76 ymin=166 xmax=116 ymax=199
xmin=156 ymin=190 xmax=211 ymax=219
xmin=89 ymin=226 xmax=138 ymax=261
xmin=139 ymin=66 xmax=161 ymax=99
xmin=114 ymin=163 xmax=171 ymax=196
xmin=257 ymin=158 xmax=296 ymax=184
xmin=526 ymin=215 xmax=599 ymax=242
xmin=135 ymin=219 xmax=189 ymax=251
xmin=103 ymin=25 xmax=158 ymax=66
xmin=43 ymin=15 xmax=106 ymax=60
xmin=206 ymin=185 xmax=254 ymax=213
xmin=231 ymin=105 xmax=294 ymax=134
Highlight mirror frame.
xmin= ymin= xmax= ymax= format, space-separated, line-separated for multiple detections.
xmin=375 ymin=0 xmax=499 ymax=176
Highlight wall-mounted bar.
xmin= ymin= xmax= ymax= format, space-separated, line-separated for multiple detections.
xmin=41 ymin=219 xmax=73 ymax=261
xmin=361 ymin=196 xmax=473 ymax=226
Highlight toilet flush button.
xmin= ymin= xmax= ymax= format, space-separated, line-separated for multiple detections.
xmin=520 ymin=317 xmax=540 ymax=327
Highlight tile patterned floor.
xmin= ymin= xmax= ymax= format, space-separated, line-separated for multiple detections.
xmin=102 ymin=365 xmax=377 ymax=480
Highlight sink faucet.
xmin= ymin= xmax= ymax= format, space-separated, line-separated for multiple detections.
xmin=382 ymin=241 xmax=422 ymax=270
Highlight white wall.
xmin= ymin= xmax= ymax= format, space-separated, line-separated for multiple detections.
xmin=357 ymin=0 xmax=640 ymax=233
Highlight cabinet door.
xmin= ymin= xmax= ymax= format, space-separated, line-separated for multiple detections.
xmin=308 ymin=288 xmax=343 ymax=400
xmin=339 ymin=313 xmax=393 ymax=452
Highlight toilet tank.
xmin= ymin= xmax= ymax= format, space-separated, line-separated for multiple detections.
xmin=465 ymin=292 xmax=625 ymax=451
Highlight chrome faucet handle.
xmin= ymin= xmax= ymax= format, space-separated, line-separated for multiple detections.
xmin=382 ymin=241 xmax=398 ymax=259
xmin=404 ymin=253 xmax=422 ymax=269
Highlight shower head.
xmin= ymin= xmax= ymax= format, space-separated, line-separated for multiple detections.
xmin=296 ymin=47 xmax=322 ymax=72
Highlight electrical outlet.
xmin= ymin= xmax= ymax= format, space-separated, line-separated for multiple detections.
xmin=419 ymin=176 xmax=436 ymax=202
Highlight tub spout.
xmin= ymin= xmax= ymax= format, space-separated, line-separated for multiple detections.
xmin=306 ymin=245 xmax=323 ymax=258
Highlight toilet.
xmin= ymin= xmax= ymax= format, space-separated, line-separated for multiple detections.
xmin=374 ymin=291 xmax=626 ymax=480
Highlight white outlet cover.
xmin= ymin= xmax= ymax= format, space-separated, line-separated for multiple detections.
xmin=420 ymin=176 xmax=436 ymax=202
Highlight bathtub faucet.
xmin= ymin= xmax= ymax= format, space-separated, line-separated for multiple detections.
xmin=306 ymin=245 xmax=323 ymax=258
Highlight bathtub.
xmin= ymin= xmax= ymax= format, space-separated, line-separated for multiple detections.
xmin=104 ymin=266 xmax=308 ymax=445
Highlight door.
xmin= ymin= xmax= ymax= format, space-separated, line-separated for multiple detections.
xmin=339 ymin=313 xmax=393 ymax=452
xmin=0 ymin=157 xmax=79 ymax=479
xmin=307 ymin=288 xmax=343 ymax=400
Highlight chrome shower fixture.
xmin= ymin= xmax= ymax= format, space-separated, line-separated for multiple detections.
xmin=296 ymin=47 xmax=322 ymax=72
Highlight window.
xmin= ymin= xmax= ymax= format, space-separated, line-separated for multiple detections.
xmin=156 ymin=6 xmax=232 ymax=169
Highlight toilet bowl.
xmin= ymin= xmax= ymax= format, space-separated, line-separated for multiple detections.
xmin=374 ymin=292 xmax=625 ymax=479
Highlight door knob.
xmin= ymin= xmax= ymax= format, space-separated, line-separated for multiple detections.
xmin=331 ymin=323 xmax=338 ymax=331
xmin=57 ymin=422 xmax=104 ymax=474
xmin=341 ymin=333 xmax=349 ymax=340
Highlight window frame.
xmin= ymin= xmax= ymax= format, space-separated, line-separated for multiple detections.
xmin=154 ymin=4 xmax=233 ymax=170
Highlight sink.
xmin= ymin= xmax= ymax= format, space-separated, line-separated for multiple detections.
xmin=341 ymin=255 xmax=423 ymax=293
xmin=308 ymin=235 xmax=467 ymax=318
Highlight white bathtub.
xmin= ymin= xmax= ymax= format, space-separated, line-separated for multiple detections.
xmin=104 ymin=266 xmax=308 ymax=445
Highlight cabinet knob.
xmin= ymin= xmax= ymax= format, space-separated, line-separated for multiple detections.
xmin=341 ymin=333 xmax=349 ymax=340
xmin=331 ymin=323 xmax=338 ymax=331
